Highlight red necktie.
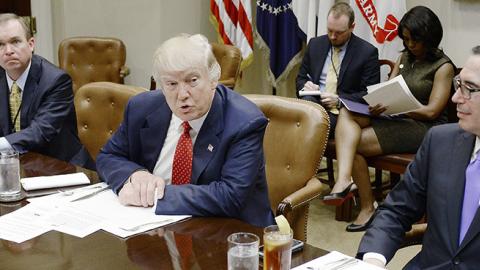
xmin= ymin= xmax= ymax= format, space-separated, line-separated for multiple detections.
xmin=172 ymin=121 xmax=192 ymax=185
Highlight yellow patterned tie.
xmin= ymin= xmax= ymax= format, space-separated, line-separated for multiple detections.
xmin=9 ymin=82 xmax=21 ymax=132
xmin=325 ymin=47 xmax=341 ymax=114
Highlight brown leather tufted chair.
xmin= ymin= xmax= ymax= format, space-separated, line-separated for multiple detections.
xmin=210 ymin=43 xmax=242 ymax=88
xmin=245 ymin=95 xmax=330 ymax=242
xmin=59 ymin=37 xmax=130 ymax=94
xmin=74 ymin=82 xmax=146 ymax=161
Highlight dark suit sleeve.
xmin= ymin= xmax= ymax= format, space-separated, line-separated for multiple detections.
xmin=340 ymin=47 xmax=379 ymax=103
xmin=96 ymin=101 xmax=146 ymax=193
xmin=296 ymin=41 xmax=322 ymax=104
xmin=296 ymin=40 xmax=313 ymax=93
xmin=5 ymin=73 xmax=74 ymax=153
xmin=155 ymin=117 xmax=268 ymax=219
xmin=357 ymin=127 xmax=431 ymax=262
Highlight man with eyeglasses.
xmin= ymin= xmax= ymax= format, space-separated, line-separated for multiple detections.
xmin=296 ymin=2 xmax=379 ymax=138
xmin=357 ymin=45 xmax=480 ymax=269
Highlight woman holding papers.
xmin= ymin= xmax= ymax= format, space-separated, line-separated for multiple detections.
xmin=323 ymin=6 xmax=455 ymax=232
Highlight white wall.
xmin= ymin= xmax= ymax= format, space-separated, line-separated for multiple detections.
xmin=31 ymin=0 xmax=54 ymax=62
xmin=31 ymin=0 xmax=480 ymax=94
xmin=407 ymin=0 xmax=480 ymax=67
xmin=46 ymin=0 xmax=216 ymax=89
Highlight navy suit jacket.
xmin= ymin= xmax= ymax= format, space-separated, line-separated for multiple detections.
xmin=0 ymin=55 xmax=93 ymax=168
xmin=96 ymin=85 xmax=275 ymax=227
xmin=358 ymin=124 xmax=480 ymax=269
xmin=296 ymin=33 xmax=380 ymax=104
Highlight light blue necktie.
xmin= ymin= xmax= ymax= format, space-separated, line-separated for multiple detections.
xmin=459 ymin=150 xmax=480 ymax=244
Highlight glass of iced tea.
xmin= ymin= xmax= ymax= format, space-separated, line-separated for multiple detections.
xmin=263 ymin=225 xmax=293 ymax=270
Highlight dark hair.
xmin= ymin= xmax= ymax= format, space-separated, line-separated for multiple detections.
xmin=0 ymin=13 xmax=32 ymax=39
xmin=473 ymin=46 xmax=480 ymax=55
xmin=398 ymin=6 xmax=443 ymax=61
xmin=328 ymin=2 xmax=354 ymax=27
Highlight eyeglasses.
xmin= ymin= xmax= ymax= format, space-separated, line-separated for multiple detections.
xmin=453 ymin=75 xmax=480 ymax=100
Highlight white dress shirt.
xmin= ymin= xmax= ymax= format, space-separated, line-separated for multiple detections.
xmin=152 ymin=112 xmax=208 ymax=185
xmin=318 ymin=40 xmax=349 ymax=93
xmin=0 ymin=61 xmax=32 ymax=151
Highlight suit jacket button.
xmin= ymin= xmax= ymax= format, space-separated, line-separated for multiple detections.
xmin=453 ymin=258 xmax=460 ymax=265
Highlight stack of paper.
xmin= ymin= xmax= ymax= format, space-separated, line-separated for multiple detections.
xmin=363 ymin=75 xmax=422 ymax=115
xmin=0 ymin=181 xmax=190 ymax=243
xmin=292 ymin=251 xmax=384 ymax=270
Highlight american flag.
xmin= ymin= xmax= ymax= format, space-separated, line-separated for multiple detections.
xmin=256 ymin=0 xmax=303 ymax=82
xmin=210 ymin=0 xmax=253 ymax=69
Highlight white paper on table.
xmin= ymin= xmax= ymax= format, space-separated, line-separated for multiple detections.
xmin=21 ymin=172 xmax=90 ymax=190
xmin=364 ymin=75 xmax=422 ymax=115
xmin=43 ymin=204 xmax=104 ymax=238
xmin=292 ymin=251 xmax=384 ymax=270
xmin=21 ymin=183 xmax=190 ymax=239
xmin=27 ymin=182 xmax=108 ymax=205
xmin=0 ymin=204 xmax=52 ymax=243
xmin=70 ymin=190 xmax=190 ymax=238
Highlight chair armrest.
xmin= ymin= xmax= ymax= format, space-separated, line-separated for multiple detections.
xmin=400 ymin=223 xmax=427 ymax=248
xmin=277 ymin=177 xmax=326 ymax=215
xmin=219 ymin=78 xmax=235 ymax=88
xmin=120 ymin=66 xmax=130 ymax=78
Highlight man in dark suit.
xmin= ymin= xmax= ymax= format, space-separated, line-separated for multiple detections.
xmin=0 ymin=14 xmax=92 ymax=168
xmin=358 ymin=46 xmax=480 ymax=269
xmin=96 ymin=34 xmax=275 ymax=227
xmin=296 ymin=2 xmax=379 ymax=137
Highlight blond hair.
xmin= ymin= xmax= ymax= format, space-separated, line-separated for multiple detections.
xmin=152 ymin=34 xmax=221 ymax=83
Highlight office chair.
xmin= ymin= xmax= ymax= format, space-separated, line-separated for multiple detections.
xmin=245 ymin=94 xmax=330 ymax=242
xmin=74 ymin=82 xmax=146 ymax=161
xmin=59 ymin=37 xmax=130 ymax=94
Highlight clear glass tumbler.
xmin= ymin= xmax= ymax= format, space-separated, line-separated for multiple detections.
xmin=227 ymin=232 xmax=260 ymax=270
xmin=0 ymin=150 xmax=22 ymax=202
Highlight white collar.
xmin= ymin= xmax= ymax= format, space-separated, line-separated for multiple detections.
xmin=6 ymin=60 xmax=32 ymax=92
xmin=171 ymin=110 xmax=209 ymax=135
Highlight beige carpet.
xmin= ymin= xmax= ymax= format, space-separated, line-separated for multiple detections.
xmin=305 ymin=160 xmax=421 ymax=270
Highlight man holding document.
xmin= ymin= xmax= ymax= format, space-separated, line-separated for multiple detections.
xmin=323 ymin=6 xmax=455 ymax=232
xmin=96 ymin=34 xmax=275 ymax=227
xmin=295 ymin=2 xmax=380 ymax=137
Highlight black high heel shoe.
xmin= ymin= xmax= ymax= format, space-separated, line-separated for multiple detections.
xmin=346 ymin=212 xmax=376 ymax=232
xmin=322 ymin=182 xmax=355 ymax=206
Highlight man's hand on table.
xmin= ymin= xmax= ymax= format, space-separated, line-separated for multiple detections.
xmin=119 ymin=171 xmax=166 ymax=207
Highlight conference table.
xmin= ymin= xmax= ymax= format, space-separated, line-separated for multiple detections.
xmin=0 ymin=152 xmax=328 ymax=269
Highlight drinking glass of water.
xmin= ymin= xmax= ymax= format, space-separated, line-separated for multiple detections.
xmin=0 ymin=150 xmax=22 ymax=202
xmin=227 ymin=232 xmax=259 ymax=270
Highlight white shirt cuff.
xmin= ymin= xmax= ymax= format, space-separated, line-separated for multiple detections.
xmin=363 ymin=252 xmax=387 ymax=267
xmin=0 ymin=137 xmax=13 ymax=151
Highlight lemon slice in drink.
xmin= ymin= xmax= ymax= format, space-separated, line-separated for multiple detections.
xmin=275 ymin=215 xmax=291 ymax=234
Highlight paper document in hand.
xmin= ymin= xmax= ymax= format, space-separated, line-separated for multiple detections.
xmin=298 ymin=90 xmax=322 ymax=96
xmin=364 ymin=75 xmax=422 ymax=115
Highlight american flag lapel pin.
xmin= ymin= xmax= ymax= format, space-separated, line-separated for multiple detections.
xmin=207 ymin=144 xmax=214 ymax=152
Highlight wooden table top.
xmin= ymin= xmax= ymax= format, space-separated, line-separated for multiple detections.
xmin=0 ymin=152 xmax=327 ymax=269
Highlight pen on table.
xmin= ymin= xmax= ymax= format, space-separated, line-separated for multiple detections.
xmin=70 ymin=186 xmax=109 ymax=202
